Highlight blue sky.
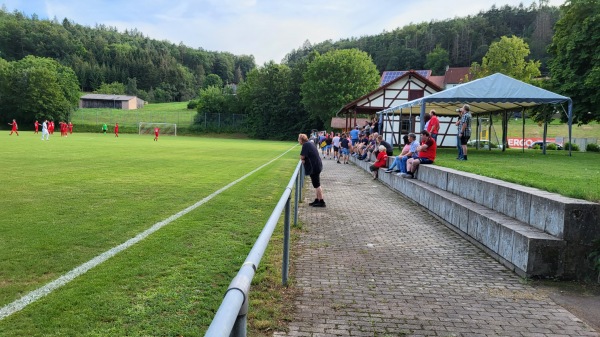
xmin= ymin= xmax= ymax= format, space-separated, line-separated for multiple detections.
xmin=2 ymin=0 xmax=565 ymax=65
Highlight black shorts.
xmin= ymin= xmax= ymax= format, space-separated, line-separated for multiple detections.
xmin=460 ymin=135 xmax=471 ymax=145
xmin=333 ymin=146 xmax=339 ymax=152
xmin=417 ymin=157 xmax=434 ymax=165
xmin=310 ymin=173 xmax=321 ymax=188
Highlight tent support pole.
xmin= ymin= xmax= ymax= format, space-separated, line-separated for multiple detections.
xmin=489 ymin=112 xmax=492 ymax=152
xmin=476 ymin=116 xmax=480 ymax=150
xmin=502 ymin=111 xmax=508 ymax=152
xmin=420 ymin=104 xmax=426 ymax=132
xmin=568 ymin=101 xmax=573 ymax=157
xmin=522 ymin=109 xmax=525 ymax=153
xmin=543 ymin=119 xmax=548 ymax=155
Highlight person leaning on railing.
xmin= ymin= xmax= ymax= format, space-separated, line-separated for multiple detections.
xmin=298 ymin=133 xmax=326 ymax=207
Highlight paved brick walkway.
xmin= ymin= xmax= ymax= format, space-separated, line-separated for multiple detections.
xmin=274 ymin=159 xmax=599 ymax=337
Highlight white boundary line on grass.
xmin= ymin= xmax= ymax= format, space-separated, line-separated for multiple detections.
xmin=0 ymin=146 xmax=298 ymax=320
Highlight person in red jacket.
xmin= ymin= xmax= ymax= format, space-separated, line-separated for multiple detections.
xmin=369 ymin=145 xmax=388 ymax=180
xmin=68 ymin=121 xmax=73 ymax=134
xmin=34 ymin=120 xmax=39 ymax=134
xmin=154 ymin=127 xmax=159 ymax=141
xmin=8 ymin=119 xmax=18 ymax=136
xmin=427 ymin=109 xmax=440 ymax=141
xmin=114 ymin=123 xmax=119 ymax=137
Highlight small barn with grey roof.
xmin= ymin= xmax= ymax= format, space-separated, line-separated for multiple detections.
xmin=79 ymin=94 xmax=145 ymax=110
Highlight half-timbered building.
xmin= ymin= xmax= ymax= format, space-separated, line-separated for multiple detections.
xmin=337 ymin=70 xmax=442 ymax=146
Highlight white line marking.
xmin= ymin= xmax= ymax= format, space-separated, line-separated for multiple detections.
xmin=0 ymin=146 xmax=297 ymax=320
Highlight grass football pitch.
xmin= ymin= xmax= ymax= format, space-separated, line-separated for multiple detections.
xmin=0 ymin=132 xmax=299 ymax=336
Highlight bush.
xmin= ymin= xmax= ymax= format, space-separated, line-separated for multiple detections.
xmin=564 ymin=142 xmax=580 ymax=151
xmin=546 ymin=143 xmax=558 ymax=150
xmin=586 ymin=143 xmax=600 ymax=152
xmin=187 ymin=100 xmax=199 ymax=110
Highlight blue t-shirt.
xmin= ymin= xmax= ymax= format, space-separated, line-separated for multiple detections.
xmin=409 ymin=140 xmax=419 ymax=157
xmin=349 ymin=129 xmax=359 ymax=140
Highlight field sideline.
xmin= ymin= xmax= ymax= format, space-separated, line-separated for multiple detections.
xmin=0 ymin=132 xmax=299 ymax=336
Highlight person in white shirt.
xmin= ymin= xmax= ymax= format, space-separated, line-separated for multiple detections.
xmin=41 ymin=119 xmax=50 ymax=141
xmin=332 ymin=133 xmax=341 ymax=163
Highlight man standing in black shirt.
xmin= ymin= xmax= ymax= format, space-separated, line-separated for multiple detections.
xmin=299 ymin=133 xmax=326 ymax=207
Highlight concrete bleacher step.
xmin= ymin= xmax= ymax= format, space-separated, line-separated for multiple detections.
xmin=351 ymin=156 xmax=599 ymax=278
xmin=401 ymin=178 xmax=566 ymax=277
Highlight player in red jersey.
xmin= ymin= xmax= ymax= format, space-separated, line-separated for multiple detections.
xmin=68 ymin=122 xmax=73 ymax=134
xmin=59 ymin=122 xmax=66 ymax=137
xmin=154 ymin=127 xmax=159 ymax=141
xmin=114 ymin=123 xmax=119 ymax=137
xmin=34 ymin=120 xmax=39 ymax=134
xmin=8 ymin=119 xmax=19 ymax=136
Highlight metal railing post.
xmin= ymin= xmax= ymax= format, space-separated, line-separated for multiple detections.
xmin=294 ymin=172 xmax=300 ymax=227
xmin=282 ymin=197 xmax=291 ymax=286
xmin=299 ymin=166 xmax=304 ymax=200
xmin=229 ymin=297 xmax=248 ymax=337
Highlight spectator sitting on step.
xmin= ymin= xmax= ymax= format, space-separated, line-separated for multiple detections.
xmin=363 ymin=120 xmax=371 ymax=137
xmin=369 ymin=145 xmax=388 ymax=180
xmin=371 ymin=135 xmax=394 ymax=162
xmin=394 ymin=133 xmax=419 ymax=176
xmin=385 ymin=135 xmax=410 ymax=173
xmin=360 ymin=133 xmax=378 ymax=161
xmin=402 ymin=130 xmax=437 ymax=179
xmin=353 ymin=133 xmax=368 ymax=158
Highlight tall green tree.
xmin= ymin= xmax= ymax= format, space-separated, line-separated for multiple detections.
xmin=0 ymin=55 xmax=79 ymax=125
xmin=470 ymin=35 xmax=541 ymax=81
xmin=301 ymin=49 xmax=380 ymax=128
xmin=548 ymin=0 xmax=600 ymax=123
xmin=203 ymin=73 xmax=223 ymax=89
xmin=94 ymin=81 xmax=126 ymax=94
xmin=237 ymin=61 xmax=309 ymax=139
xmin=196 ymin=86 xmax=227 ymax=115
xmin=425 ymin=45 xmax=450 ymax=75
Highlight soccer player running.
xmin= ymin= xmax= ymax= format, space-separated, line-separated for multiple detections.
xmin=154 ymin=127 xmax=159 ymax=141
xmin=34 ymin=120 xmax=40 ymax=134
xmin=8 ymin=119 xmax=18 ymax=136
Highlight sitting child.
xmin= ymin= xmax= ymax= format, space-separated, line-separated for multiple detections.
xmin=369 ymin=145 xmax=388 ymax=179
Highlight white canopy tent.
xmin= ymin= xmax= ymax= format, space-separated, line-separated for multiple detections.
xmin=379 ymin=73 xmax=574 ymax=155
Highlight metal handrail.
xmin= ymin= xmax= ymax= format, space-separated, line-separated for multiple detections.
xmin=205 ymin=161 xmax=303 ymax=337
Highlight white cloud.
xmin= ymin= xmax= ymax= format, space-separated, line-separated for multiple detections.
xmin=2 ymin=0 xmax=567 ymax=64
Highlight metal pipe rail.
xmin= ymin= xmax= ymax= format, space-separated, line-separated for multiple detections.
xmin=205 ymin=161 xmax=303 ymax=337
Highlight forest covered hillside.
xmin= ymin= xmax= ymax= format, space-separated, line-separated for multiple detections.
xmin=0 ymin=2 xmax=558 ymax=103
xmin=284 ymin=2 xmax=559 ymax=75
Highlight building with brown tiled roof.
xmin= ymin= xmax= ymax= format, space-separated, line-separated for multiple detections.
xmin=443 ymin=67 xmax=472 ymax=88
